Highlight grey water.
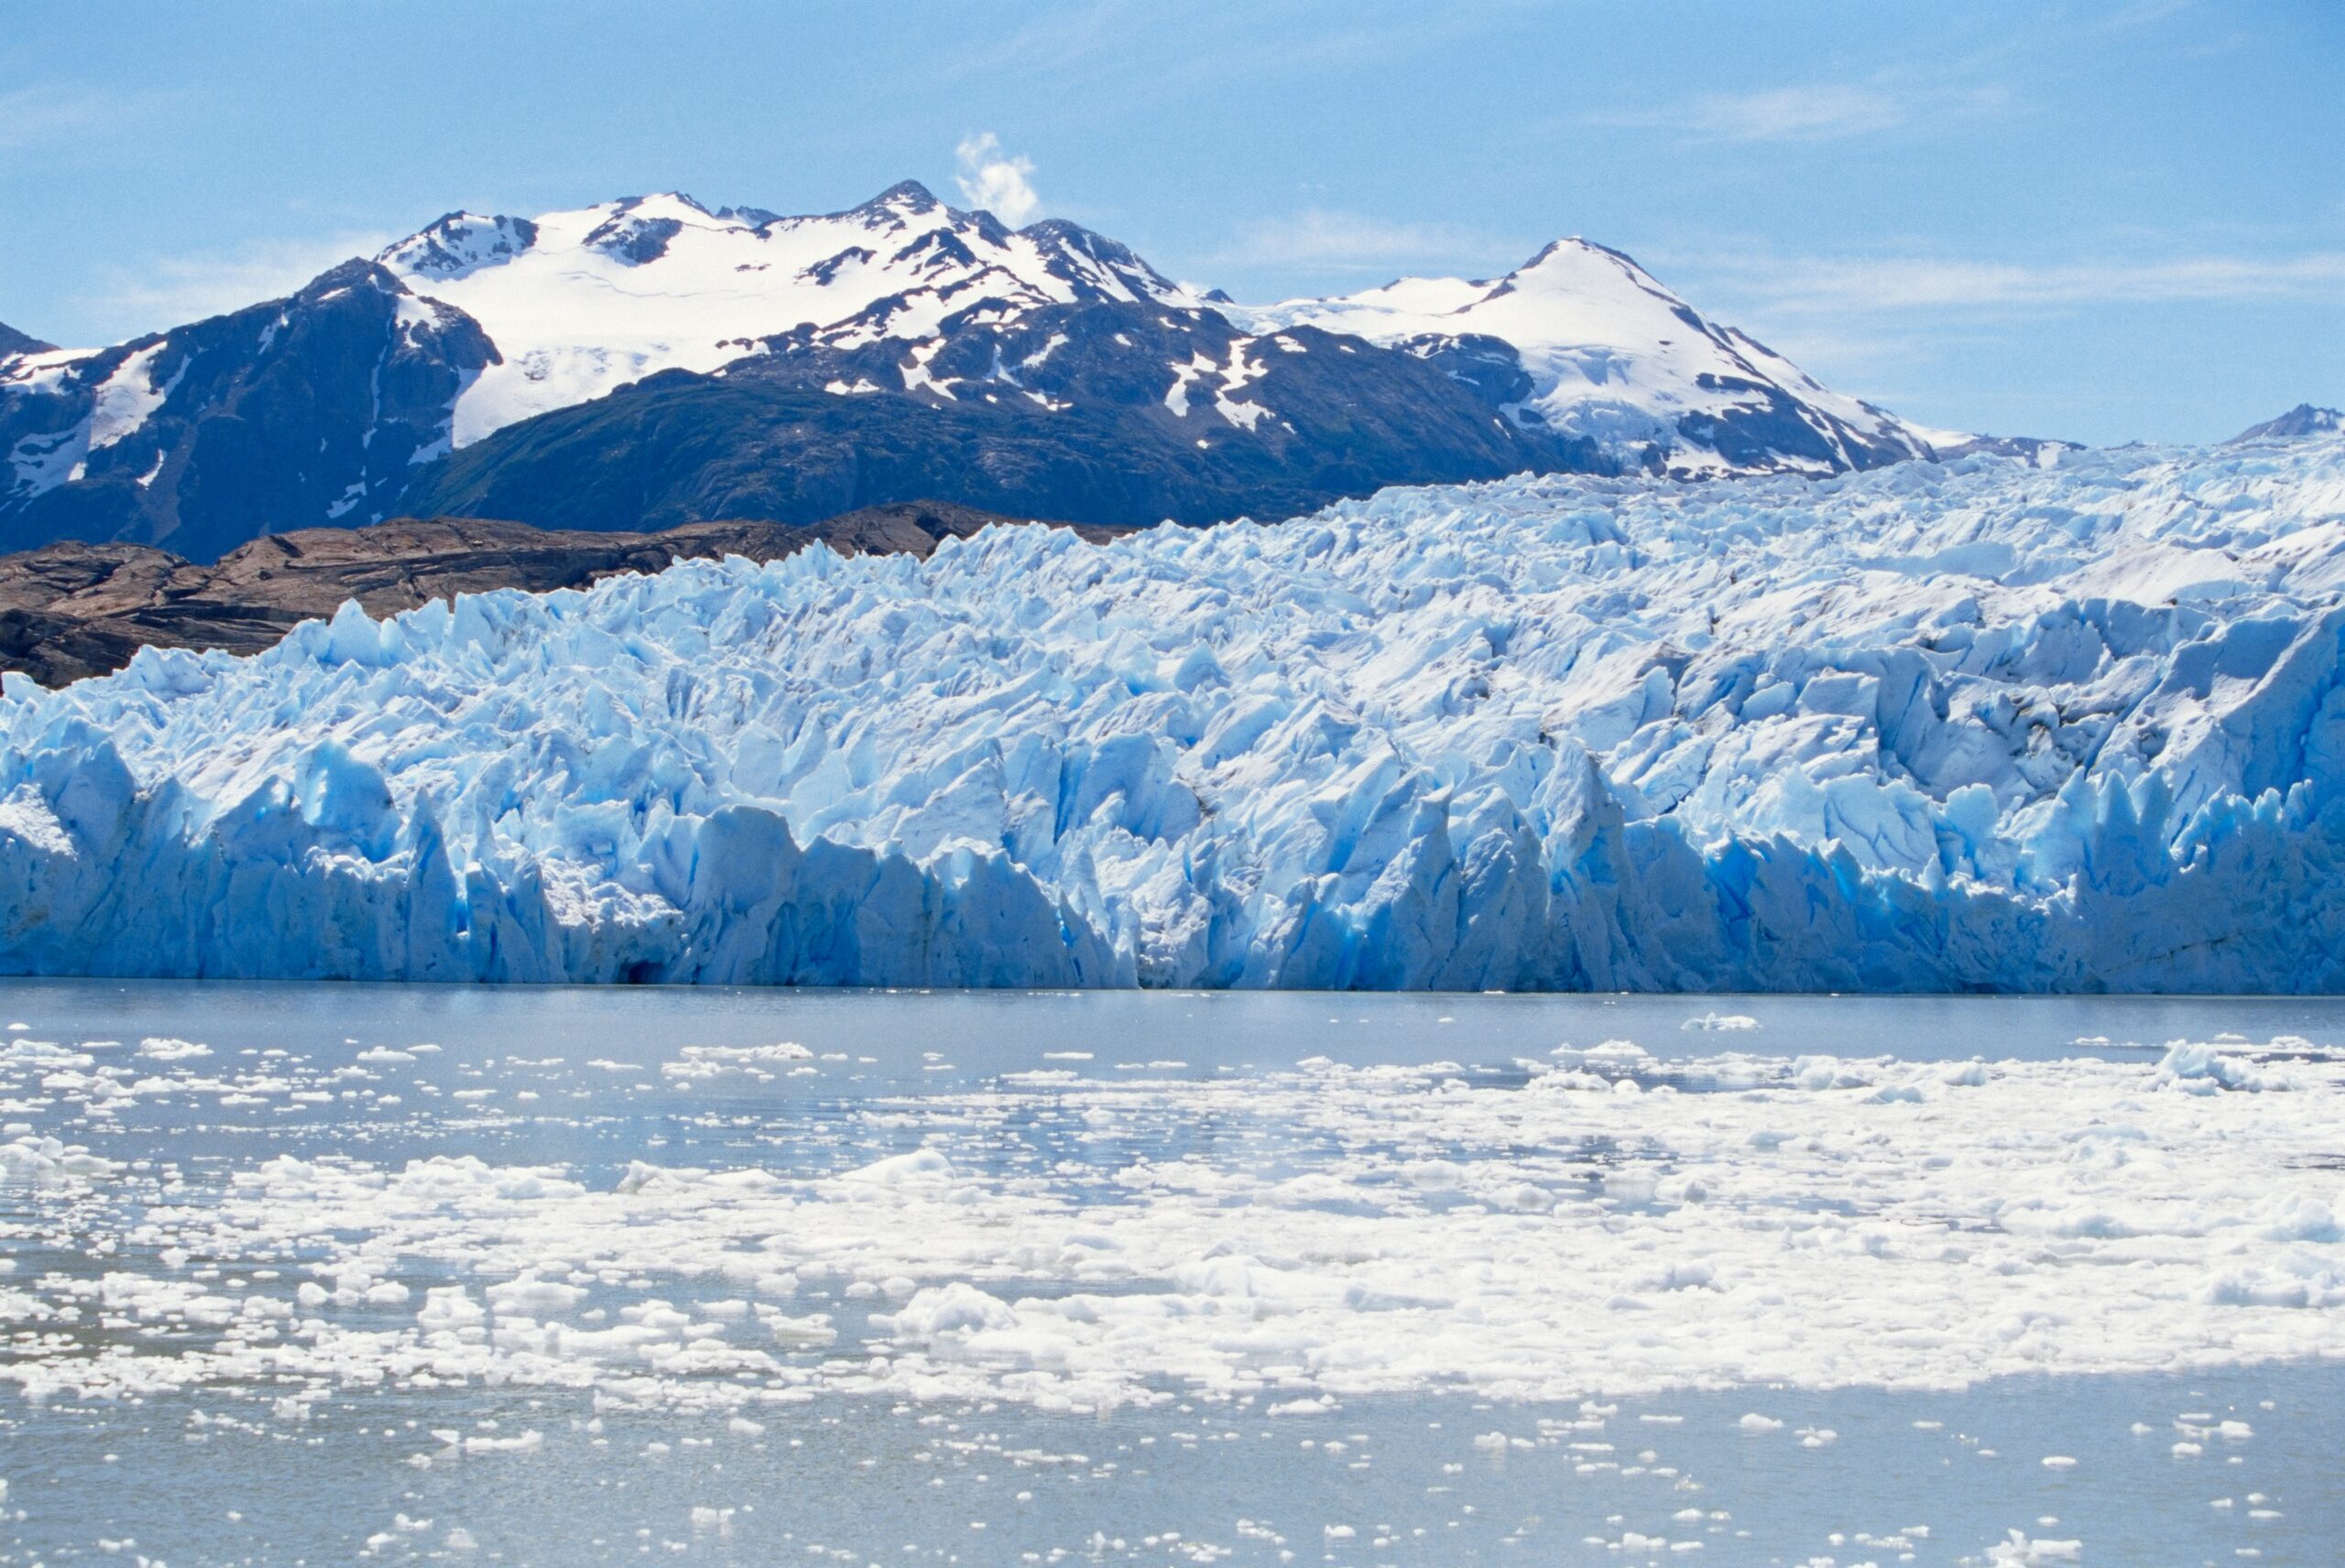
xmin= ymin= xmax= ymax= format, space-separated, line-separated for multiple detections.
xmin=1 ymin=981 xmax=2339 ymax=1566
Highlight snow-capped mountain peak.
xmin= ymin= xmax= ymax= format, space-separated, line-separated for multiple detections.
xmin=373 ymin=184 xmax=1200 ymax=445
xmin=0 ymin=259 xmax=495 ymax=559
xmin=1237 ymin=235 xmax=1931 ymax=474
xmin=849 ymin=178 xmax=946 ymax=218
xmin=376 ymin=212 xmax=541 ymax=280
xmin=2230 ymin=404 xmax=2344 ymax=443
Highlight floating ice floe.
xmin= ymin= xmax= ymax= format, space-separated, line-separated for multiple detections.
xmin=135 ymin=1036 xmax=210 ymax=1060
xmin=659 ymin=1040 xmax=814 ymax=1083
xmin=0 ymin=1134 xmax=118 ymax=1183
xmin=2154 ymin=1038 xmax=2291 ymax=1094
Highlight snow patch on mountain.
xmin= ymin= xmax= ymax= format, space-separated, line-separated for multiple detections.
xmin=1 ymin=340 xmax=190 ymax=496
xmin=3 ymin=429 xmax=2344 ymax=988
xmin=85 ymin=342 xmax=183 ymax=456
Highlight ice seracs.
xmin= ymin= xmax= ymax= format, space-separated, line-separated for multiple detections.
xmin=1 ymin=427 xmax=2342 ymax=988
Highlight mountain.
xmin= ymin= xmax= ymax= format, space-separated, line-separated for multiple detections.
xmin=0 ymin=261 xmax=496 ymax=561
xmin=0 ymin=501 xmax=1105 ymax=685
xmin=1237 ymin=238 xmax=1933 ymax=475
xmin=401 ymin=305 xmax=1587 ymax=532
xmin=5 ymin=180 xmax=2009 ymax=561
xmin=2230 ymin=404 xmax=2344 ymax=443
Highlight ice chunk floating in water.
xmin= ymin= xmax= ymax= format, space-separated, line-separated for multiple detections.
xmin=2 ymin=430 xmax=2344 ymax=987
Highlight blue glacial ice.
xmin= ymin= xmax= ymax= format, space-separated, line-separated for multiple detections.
xmin=2 ymin=429 xmax=2343 ymax=989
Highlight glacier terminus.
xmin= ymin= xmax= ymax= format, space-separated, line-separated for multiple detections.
xmin=2 ymin=425 xmax=2340 ymax=991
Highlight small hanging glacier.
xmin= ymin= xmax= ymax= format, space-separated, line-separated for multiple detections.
xmin=2 ymin=426 xmax=2342 ymax=990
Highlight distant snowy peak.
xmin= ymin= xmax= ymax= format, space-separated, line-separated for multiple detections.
xmin=373 ymin=182 xmax=1199 ymax=446
xmin=2230 ymin=404 xmax=2344 ymax=443
xmin=1017 ymin=218 xmax=1188 ymax=303
xmin=1238 ymin=236 xmax=1935 ymax=476
xmin=377 ymin=212 xmax=541 ymax=279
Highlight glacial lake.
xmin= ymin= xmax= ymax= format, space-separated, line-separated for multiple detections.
xmin=2 ymin=982 xmax=2340 ymax=1566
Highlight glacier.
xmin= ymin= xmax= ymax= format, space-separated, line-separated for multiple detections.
xmin=2 ymin=427 xmax=2343 ymax=990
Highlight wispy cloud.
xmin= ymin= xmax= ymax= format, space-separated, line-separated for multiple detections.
xmin=1600 ymin=83 xmax=1904 ymax=143
xmin=71 ymin=231 xmax=398 ymax=343
xmin=0 ymin=81 xmax=172 ymax=153
xmin=1589 ymin=76 xmax=2009 ymax=145
xmin=954 ymin=133 xmax=1042 ymax=224
xmin=930 ymin=1 xmax=1527 ymax=97
xmin=1213 ymin=209 xmax=1500 ymax=273
xmin=931 ymin=1 xmax=1134 ymax=84
xmin=1652 ymin=243 xmax=2345 ymax=429
xmin=1707 ymin=251 xmax=2345 ymax=313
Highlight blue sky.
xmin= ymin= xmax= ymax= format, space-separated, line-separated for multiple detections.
xmin=2 ymin=0 xmax=2338 ymax=445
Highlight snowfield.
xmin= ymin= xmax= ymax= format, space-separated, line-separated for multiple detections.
xmin=2 ymin=428 xmax=2342 ymax=989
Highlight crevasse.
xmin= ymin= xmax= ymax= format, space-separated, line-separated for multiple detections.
xmin=4 ymin=430 xmax=2343 ymax=990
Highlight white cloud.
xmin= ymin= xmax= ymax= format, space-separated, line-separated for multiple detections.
xmin=953 ymin=133 xmax=1041 ymax=225
xmin=1707 ymin=251 xmax=2345 ymax=313
xmin=1214 ymin=209 xmax=1498 ymax=274
xmin=70 ymin=230 xmax=398 ymax=344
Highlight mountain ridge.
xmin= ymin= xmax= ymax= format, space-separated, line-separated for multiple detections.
xmin=7 ymin=180 xmax=2048 ymax=560
xmin=0 ymin=322 xmax=53 ymax=359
